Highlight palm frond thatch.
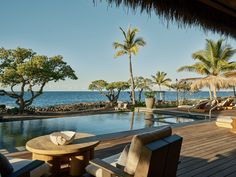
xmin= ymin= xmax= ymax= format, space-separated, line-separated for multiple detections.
xmin=190 ymin=75 xmax=236 ymax=91
xmin=98 ymin=0 xmax=236 ymax=38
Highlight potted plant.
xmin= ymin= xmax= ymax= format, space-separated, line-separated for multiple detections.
xmin=144 ymin=91 xmax=156 ymax=109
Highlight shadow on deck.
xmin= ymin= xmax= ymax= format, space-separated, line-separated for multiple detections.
xmin=6 ymin=121 xmax=236 ymax=177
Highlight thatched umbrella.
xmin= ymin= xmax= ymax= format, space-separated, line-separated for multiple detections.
xmin=190 ymin=75 xmax=236 ymax=98
xmin=224 ymin=71 xmax=236 ymax=96
xmin=224 ymin=71 xmax=236 ymax=78
xmin=101 ymin=0 xmax=236 ymax=38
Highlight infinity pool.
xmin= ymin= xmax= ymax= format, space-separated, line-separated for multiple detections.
xmin=0 ymin=112 xmax=196 ymax=151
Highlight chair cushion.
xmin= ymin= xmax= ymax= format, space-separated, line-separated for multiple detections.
xmin=124 ymin=126 xmax=172 ymax=175
xmin=117 ymin=144 xmax=130 ymax=168
xmin=86 ymin=144 xmax=130 ymax=177
xmin=86 ymin=153 xmax=120 ymax=177
xmin=8 ymin=158 xmax=50 ymax=177
xmin=0 ymin=153 xmax=14 ymax=176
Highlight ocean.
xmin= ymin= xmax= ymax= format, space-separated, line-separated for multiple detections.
xmin=0 ymin=91 xmax=234 ymax=108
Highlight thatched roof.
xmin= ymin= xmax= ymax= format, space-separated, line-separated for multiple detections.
xmin=190 ymin=75 xmax=236 ymax=91
xmin=224 ymin=71 xmax=236 ymax=78
xmin=102 ymin=0 xmax=236 ymax=38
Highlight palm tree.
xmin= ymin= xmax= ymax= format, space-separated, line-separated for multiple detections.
xmin=152 ymin=71 xmax=172 ymax=91
xmin=178 ymin=39 xmax=236 ymax=98
xmin=113 ymin=26 xmax=146 ymax=105
xmin=152 ymin=71 xmax=171 ymax=100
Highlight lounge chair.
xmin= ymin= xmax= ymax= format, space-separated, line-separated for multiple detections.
xmin=114 ymin=101 xmax=123 ymax=111
xmin=0 ymin=154 xmax=50 ymax=177
xmin=85 ymin=126 xmax=182 ymax=177
xmin=115 ymin=102 xmax=128 ymax=111
xmin=216 ymin=97 xmax=234 ymax=110
xmin=123 ymin=103 xmax=128 ymax=110
xmin=177 ymin=100 xmax=210 ymax=113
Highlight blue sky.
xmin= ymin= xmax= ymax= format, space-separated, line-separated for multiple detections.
xmin=0 ymin=0 xmax=235 ymax=91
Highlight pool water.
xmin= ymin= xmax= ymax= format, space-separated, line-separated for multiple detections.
xmin=0 ymin=112 xmax=195 ymax=151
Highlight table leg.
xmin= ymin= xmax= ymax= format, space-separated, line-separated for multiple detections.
xmin=50 ymin=157 xmax=62 ymax=177
xmin=32 ymin=153 xmax=61 ymax=176
xmin=70 ymin=151 xmax=90 ymax=176
xmin=90 ymin=148 xmax=94 ymax=159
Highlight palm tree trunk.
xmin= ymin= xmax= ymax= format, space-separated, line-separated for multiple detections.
xmin=233 ymin=86 xmax=236 ymax=97
xmin=129 ymin=111 xmax=134 ymax=130
xmin=208 ymin=88 xmax=212 ymax=100
xmin=138 ymin=89 xmax=143 ymax=102
xmin=213 ymin=86 xmax=217 ymax=99
xmin=159 ymin=85 xmax=162 ymax=100
xmin=176 ymin=89 xmax=179 ymax=106
xmin=129 ymin=54 xmax=135 ymax=105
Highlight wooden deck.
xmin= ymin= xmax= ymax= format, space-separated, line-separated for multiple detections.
xmin=6 ymin=121 xmax=236 ymax=177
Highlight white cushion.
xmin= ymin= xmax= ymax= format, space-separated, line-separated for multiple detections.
xmin=177 ymin=105 xmax=192 ymax=108
xmin=8 ymin=158 xmax=50 ymax=177
xmin=86 ymin=144 xmax=130 ymax=177
xmin=117 ymin=145 xmax=129 ymax=168
xmin=86 ymin=153 xmax=120 ymax=177
xmin=216 ymin=117 xmax=233 ymax=123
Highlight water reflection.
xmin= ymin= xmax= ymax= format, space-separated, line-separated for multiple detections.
xmin=129 ymin=112 xmax=134 ymax=130
xmin=144 ymin=113 xmax=154 ymax=128
xmin=0 ymin=112 xmax=196 ymax=151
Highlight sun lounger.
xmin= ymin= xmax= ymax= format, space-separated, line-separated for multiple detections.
xmin=114 ymin=101 xmax=128 ymax=111
xmin=217 ymin=98 xmax=234 ymax=110
xmin=177 ymin=100 xmax=210 ymax=112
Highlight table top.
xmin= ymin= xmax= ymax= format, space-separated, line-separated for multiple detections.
xmin=26 ymin=132 xmax=100 ymax=156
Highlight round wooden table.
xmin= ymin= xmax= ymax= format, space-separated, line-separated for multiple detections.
xmin=26 ymin=132 xmax=100 ymax=176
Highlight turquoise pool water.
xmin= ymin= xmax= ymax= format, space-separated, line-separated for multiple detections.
xmin=0 ymin=112 xmax=195 ymax=151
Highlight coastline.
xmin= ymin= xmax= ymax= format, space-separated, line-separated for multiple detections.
xmin=0 ymin=109 xmax=130 ymax=122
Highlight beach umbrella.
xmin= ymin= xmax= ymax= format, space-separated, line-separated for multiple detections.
xmin=224 ymin=71 xmax=236 ymax=96
xmin=190 ymin=75 xmax=236 ymax=98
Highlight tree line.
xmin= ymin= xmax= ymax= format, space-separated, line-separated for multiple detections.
xmin=0 ymin=26 xmax=235 ymax=113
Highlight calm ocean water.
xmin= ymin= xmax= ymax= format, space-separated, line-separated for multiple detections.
xmin=0 ymin=91 xmax=234 ymax=107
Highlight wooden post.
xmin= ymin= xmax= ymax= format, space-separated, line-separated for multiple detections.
xmin=70 ymin=151 xmax=90 ymax=176
xmin=231 ymin=118 xmax=236 ymax=133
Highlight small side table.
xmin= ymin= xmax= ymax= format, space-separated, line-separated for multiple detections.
xmin=26 ymin=132 xmax=100 ymax=176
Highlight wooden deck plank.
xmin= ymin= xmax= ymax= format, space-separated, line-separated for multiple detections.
xmin=179 ymin=151 xmax=236 ymax=177
xmin=5 ymin=121 xmax=236 ymax=177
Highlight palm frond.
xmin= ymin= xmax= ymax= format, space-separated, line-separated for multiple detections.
xmin=134 ymin=37 xmax=146 ymax=46
xmin=192 ymin=51 xmax=210 ymax=65
xmin=220 ymin=47 xmax=236 ymax=61
xmin=114 ymin=50 xmax=127 ymax=58
xmin=177 ymin=65 xmax=196 ymax=72
xmin=113 ymin=42 xmax=125 ymax=49
xmin=119 ymin=27 xmax=127 ymax=40
xmin=130 ymin=46 xmax=138 ymax=55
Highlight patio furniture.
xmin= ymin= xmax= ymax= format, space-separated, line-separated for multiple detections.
xmin=0 ymin=154 xmax=49 ymax=177
xmin=114 ymin=102 xmax=123 ymax=111
xmin=215 ymin=98 xmax=234 ymax=110
xmin=85 ymin=126 xmax=182 ymax=177
xmin=115 ymin=101 xmax=128 ymax=111
xmin=216 ymin=117 xmax=233 ymax=129
xmin=177 ymin=100 xmax=209 ymax=113
xmin=26 ymin=132 xmax=100 ymax=176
